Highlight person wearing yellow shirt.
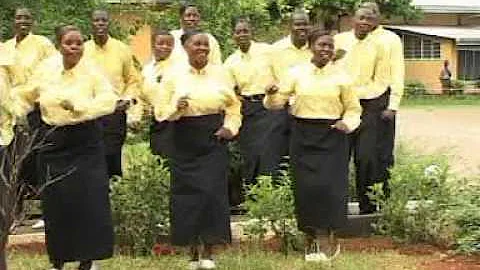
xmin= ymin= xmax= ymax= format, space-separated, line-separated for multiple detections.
xmin=224 ymin=18 xmax=280 ymax=205
xmin=0 ymin=44 xmax=16 ymax=148
xmin=269 ymin=9 xmax=312 ymax=166
xmin=153 ymin=30 xmax=241 ymax=270
xmin=264 ymin=28 xmax=361 ymax=263
xmin=84 ymin=9 xmax=142 ymax=179
xmin=360 ymin=1 xmax=405 ymax=200
xmin=170 ymin=3 xmax=222 ymax=65
xmin=334 ymin=7 xmax=391 ymax=214
xmin=13 ymin=25 xmax=119 ymax=270
xmin=141 ymin=28 xmax=178 ymax=157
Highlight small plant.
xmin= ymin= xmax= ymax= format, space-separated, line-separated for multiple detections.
xmin=404 ymin=80 xmax=427 ymax=97
xmin=243 ymin=170 xmax=301 ymax=254
xmin=110 ymin=142 xmax=170 ymax=256
xmin=449 ymin=80 xmax=465 ymax=95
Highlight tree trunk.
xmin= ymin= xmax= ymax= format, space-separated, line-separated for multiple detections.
xmin=0 ymin=247 xmax=6 ymax=270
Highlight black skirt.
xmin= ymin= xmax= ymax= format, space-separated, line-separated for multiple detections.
xmin=149 ymin=118 xmax=173 ymax=157
xmin=239 ymin=99 xmax=290 ymax=184
xmin=290 ymin=118 xmax=349 ymax=232
xmin=99 ymin=110 xmax=127 ymax=155
xmin=38 ymin=120 xmax=114 ymax=262
xmin=169 ymin=114 xmax=231 ymax=246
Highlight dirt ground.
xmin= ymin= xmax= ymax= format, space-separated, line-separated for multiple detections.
xmin=397 ymin=107 xmax=480 ymax=177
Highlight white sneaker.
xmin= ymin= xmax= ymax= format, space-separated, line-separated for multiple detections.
xmin=199 ymin=259 xmax=216 ymax=269
xmin=90 ymin=262 xmax=100 ymax=270
xmin=304 ymin=252 xmax=328 ymax=262
xmin=32 ymin=219 xmax=45 ymax=229
xmin=188 ymin=260 xmax=200 ymax=270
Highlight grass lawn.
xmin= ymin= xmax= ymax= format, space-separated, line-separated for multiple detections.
xmin=7 ymin=248 xmax=426 ymax=270
xmin=401 ymin=95 xmax=480 ymax=108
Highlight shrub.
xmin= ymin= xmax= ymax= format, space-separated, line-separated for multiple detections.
xmin=450 ymin=80 xmax=465 ymax=95
xmin=110 ymin=142 xmax=170 ymax=255
xmin=370 ymin=146 xmax=480 ymax=253
xmin=404 ymin=80 xmax=427 ymax=97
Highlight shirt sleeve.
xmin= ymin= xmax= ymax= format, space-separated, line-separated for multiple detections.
xmin=209 ymin=36 xmax=223 ymax=65
xmin=388 ymin=35 xmax=405 ymax=111
xmin=153 ymin=72 xmax=183 ymax=122
xmin=221 ymin=86 xmax=242 ymax=136
xmin=122 ymin=50 xmax=143 ymax=122
xmin=263 ymin=68 xmax=296 ymax=110
xmin=80 ymin=73 xmax=118 ymax=121
xmin=339 ymin=82 xmax=362 ymax=132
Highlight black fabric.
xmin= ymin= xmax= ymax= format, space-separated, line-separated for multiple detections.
xmin=149 ymin=118 xmax=174 ymax=158
xmin=239 ymin=100 xmax=289 ymax=186
xmin=105 ymin=151 xmax=122 ymax=179
xmin=38 ymin=120 xmax=114 ymax=263
xmin=169 ymin=114 xmax=231 ymax=246
xmin=290 ymin=118 xmax=349 ymax=231
xmin=350 ymin=90 xmax=390 ymax=213
xmin=99 ymin=110 xmax=127 ymax=155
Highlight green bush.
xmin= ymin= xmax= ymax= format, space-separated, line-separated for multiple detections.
xmin=110 ymin=142 xmax=170 ymax=255
xmin=404 ymin=80 xmax=427 ymax=97
xmin=370 ymin=146 xmax=480 ymax=253
xmin=450 ymin=80 xmax=465 ymax=95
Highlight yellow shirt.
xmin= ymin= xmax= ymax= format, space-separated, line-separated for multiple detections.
xmin=84 ymin=37 xmax=142 ymax=122
xmin=12 ymin=55 xmax=117 ymax=127
xmin=153 ymin=63 xmax=241 ymax=135
xmin=170 ymin=29 xmax=222 ymax=65
xmin=271 ymin=36 xmax=312 ymax=80
xmin=264 ymin=62 xmax=361 ymax=132
xmin=4 ymin=33 xmax=56 ymax=84
xmin=334 ymin=30 xmax=390 ymax=106
xmin=141 ymin=55 xmax=179 ymax=105
xmin=0 ymin=45 xmax=15 ymax=145
xmin=224 ymin=41 xmax=275 ymax=96
xmin=369 ymin=26 xmax=405 ymax=111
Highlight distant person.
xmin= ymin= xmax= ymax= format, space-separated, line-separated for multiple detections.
xmin=439 ymin=60 xmax=452 ymax=94
xmin=170 ymin=2 xmax=222 ymax=64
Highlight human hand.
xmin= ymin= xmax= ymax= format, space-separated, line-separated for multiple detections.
xmin=330 ymin=120 xmax=350 ymax=133
xmin=214 ymin=127 xmax=234 ymax=141
xmin=265 ymin=84 xmax=279 ymax=95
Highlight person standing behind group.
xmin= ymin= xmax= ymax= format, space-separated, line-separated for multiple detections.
xmin=335 ymin=6 xmax=391 ymax=214
xmin=84 ymin=9 xmax=142 ymax=179
xmin=170 ymin=2 xmax=222 ymax=65
xmin=265 ymin=28 xmax=361 ymax=263
xmin=224 ymin=18 xmax=279 ymax=191
xmin=12 ymin=25 xmax=119 ymax=270
xmin=153 ymin=30 xmax=241 ymax=270
xmin=141 ymin=28 xmax=178 ymax=157
xmin=359 ymin=2 xmax=405 ymax=198
xmin=4 ymin=7 xmax=56 ymax=230
xmin=268 ymin=9 xmax=312 ymax=170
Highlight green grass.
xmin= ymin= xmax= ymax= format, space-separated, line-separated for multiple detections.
xmin=7 ymin=248 xmax=425 ymax=270
xmin=401 ymin=95 xmax=480 ymax=108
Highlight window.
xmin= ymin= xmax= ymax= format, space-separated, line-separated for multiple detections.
xmin=401 ymin=33 xmax=441 ymax=60
xmin=458 ymin=49 xmax=480 ymax=80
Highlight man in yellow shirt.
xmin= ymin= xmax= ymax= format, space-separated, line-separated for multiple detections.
xmin=170 ymin=3 xmax=222 ymax=65
xmin=360 ymin=2 xmax=405 ymax=201
xmin=84 ymin=9 xmax=142 ymax=178
xmin=335 ymin=6 xmax=393 ymax=214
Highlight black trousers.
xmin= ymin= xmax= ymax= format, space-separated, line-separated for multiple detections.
xmin=105 ymin=151 xmax=122 ymax=179
xmin=351 ymin=90 xmax=395 ymax=213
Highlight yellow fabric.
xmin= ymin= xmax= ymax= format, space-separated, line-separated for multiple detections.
xmin=264 ymin=62 xmax=361 ymax=132
xmin=153 ymin=63 xmax=242 ymax=135
xmin=0 ymin=43 xmax=17 ymax=145
xmin=224 ymin=41 xmax=275 ymax=96
xmin=271 ymin=36 xmax=312 ymax=81
xmin=369 ymin=26 xmax=405 ymax=111
xmin=12 ymin=55 xmax=117 ymax=127
xmin=141 ymin=56 xmax=179 ymax=105
xmin=334 ymin=30 xmax=390 ymax=106
xmin=84 ymin=37 xmax=142 ymax=122
xmin=170 ymin=29 xmax=222 ymax=65
xmin=4 ymin=33 xmax=56 ymax=85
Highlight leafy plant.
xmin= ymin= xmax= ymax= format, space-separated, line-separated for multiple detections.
xmin=110 ymin=142 xmax=171 ymax=256
xmin=404 ymin=80 xmax=427 ymax=97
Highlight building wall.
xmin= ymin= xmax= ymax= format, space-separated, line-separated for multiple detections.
xmin=404 ymin=38 xmax=457 ymax=92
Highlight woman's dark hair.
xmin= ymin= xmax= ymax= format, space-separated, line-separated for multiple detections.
xmin=308 ymin=27 xmax=331 ymax=47
xmin=179 ymin=2 xmax=199 ymax=16
xmin=151 ymin=27 xmax=172 ymax=44
xmin=231 ymin=16 xmax=250 ymax=30
xmin=180 ymin=29 xmax=204 ymax=46
xmin=55 ymin=25 xmax=81 ymax=46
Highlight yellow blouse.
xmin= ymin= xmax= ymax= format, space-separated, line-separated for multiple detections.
xmin=334 ymin=30 xmax=390 ymax=105
xmin=264 ymin=62 xmax=361 ymax=132
xmin=12 ymin=55 xmax=117 ymax=127
xmin=153 ymin=63 xmax=242 ymax=135
xmin=141 ymin=56 xmax=178 ymax=105
xmin=271 ymin=36 xmax=312 ymax=81
xmin=4 ymin=33 xmax=56 ymax=85
xmin=170 ymin=29 xmax=222 ymax=65
xmin=224 ymin=41 xmax=275 ymax=96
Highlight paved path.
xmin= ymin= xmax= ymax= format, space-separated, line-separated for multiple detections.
xmin=398 ymin=106 xmax=480 ymax=177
